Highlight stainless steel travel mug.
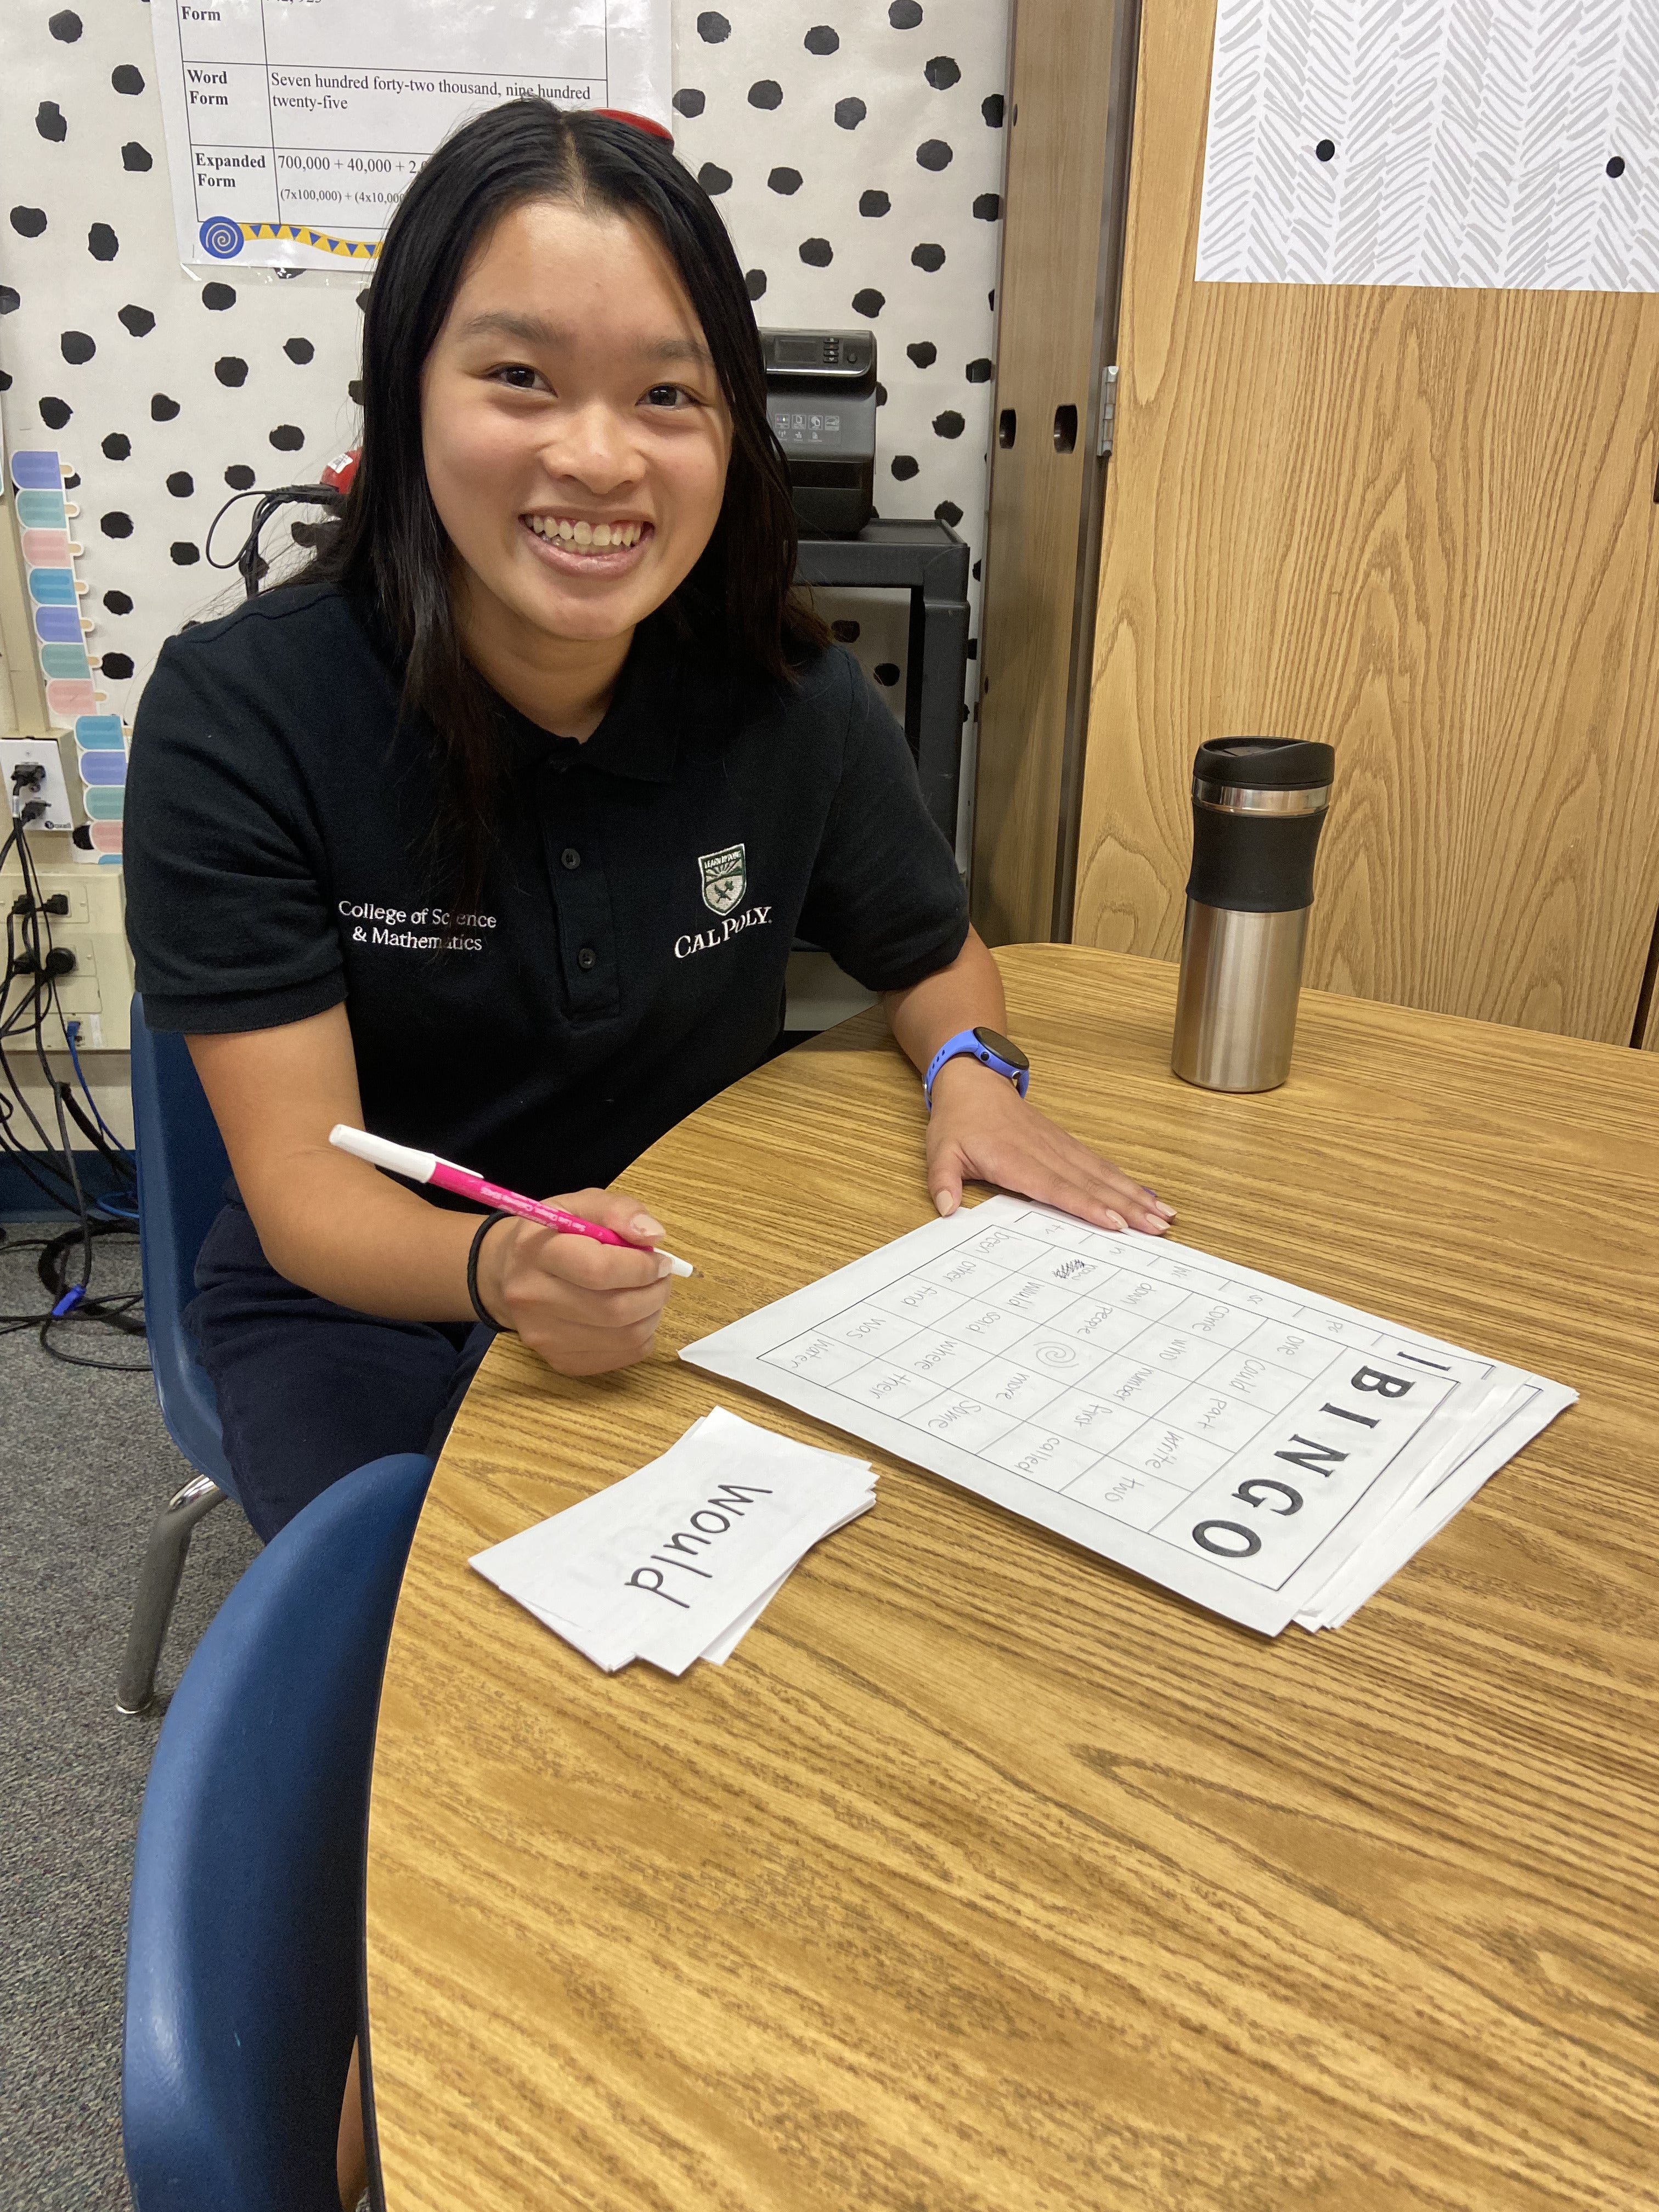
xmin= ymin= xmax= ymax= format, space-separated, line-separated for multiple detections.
xmin=1170 ymin=736 xmax=1335 ymax=1093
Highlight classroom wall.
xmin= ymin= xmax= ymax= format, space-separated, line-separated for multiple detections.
xmin=0 ymin=0 xmax=1012 ymax=859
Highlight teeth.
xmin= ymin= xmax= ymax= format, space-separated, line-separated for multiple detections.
xmin=527 ymin=517 xmax=643 ymax=548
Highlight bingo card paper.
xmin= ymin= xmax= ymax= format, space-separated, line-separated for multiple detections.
xmin=682 ymin=1198 xmax=1576 ymax=1635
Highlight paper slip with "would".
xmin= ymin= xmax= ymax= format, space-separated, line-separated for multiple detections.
xmin=470 ymin=1406 xmax=876 ymax=1675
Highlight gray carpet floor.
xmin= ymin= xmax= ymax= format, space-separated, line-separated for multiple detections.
xmin=1 ymin=1222 xmax=261 ymax=2211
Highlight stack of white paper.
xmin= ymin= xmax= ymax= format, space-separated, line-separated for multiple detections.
xmin=680 ymin=1198 xmax=1578 ymax=1638
xmin=470 ymin=1406 xmax=876 ymax=1674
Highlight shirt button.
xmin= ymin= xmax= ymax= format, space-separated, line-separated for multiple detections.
xmin=561 ymin=847 xmax=581 ymax=870
xmin=577 ymin=946 xmax=597 ymax=971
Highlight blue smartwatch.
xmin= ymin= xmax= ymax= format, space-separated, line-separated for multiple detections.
xmin=924 ymin=1026 xmax=1031 ymax=1111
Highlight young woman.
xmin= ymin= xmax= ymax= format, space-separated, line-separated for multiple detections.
xmin=125 ymin=100 xmax=1174 ymax=1548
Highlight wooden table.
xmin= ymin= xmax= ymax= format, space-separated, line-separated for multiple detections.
xmin=365 ymin=947 xmax=1659 ymax=2212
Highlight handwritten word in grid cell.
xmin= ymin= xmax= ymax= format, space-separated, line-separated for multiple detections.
xmin=981 ymin=1424 xmax=1100 ymax=1491
xmin=1092 ymin=1272 xmax=1188 ymax=1323
xmin=763 ymin=1331 xmax=871 ymax=1387
xmin=1201 ymin=1353 xmax=1305 ymax=1412
xmin=1164 ymin=1293 xmax=1263 ymax=1350
xmin=885 ymin=1329 xmax=989 ymax=1393
xmin=818 ymin=1306 xmax=921 ymax=1360
xmin=1130 ymin=1322 xmax=1233 ymax=1382
xmin=1046 ymin=1298 xmax=1154 ymax=1357
xmin=1109 ymin=1421 xmax=1233 ymax=1489
xmin=1063 ymin=1461 xmax=1190 ymax=1528
xmin=1088 ymin=1357 xmax=1188 ymax=1415
xmin=828 ymin=1360 xmax=940 ymax=1419
xmin=905 ymin=1392 xmax=1019 ymax=1453
xmin=1040 ymin=1387 xmax=1149 ymax=1455
xmin=1160 ymin=1382 xmax=1274 ymax=1453
xmin=979 ymin=1272 xmax=1077 ymax=1326
xmin=867 ymin=1276 xmax=967 ymax=1330
xmin=935 ymin=1300 xmax=1042 ymax=1360
xmin=1238 ymin=1319 xmax=1350 ymax=1380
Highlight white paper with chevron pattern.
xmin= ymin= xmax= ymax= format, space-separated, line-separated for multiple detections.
xmin=1195 ymin=0 xmax=1659 ymax=292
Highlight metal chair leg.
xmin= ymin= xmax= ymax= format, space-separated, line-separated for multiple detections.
xmin=116 ymin=1474 xmax=226 ymax=1716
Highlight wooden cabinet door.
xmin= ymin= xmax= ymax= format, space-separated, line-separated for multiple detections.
xmin=1073 ymin=0 xmax=1659 ymax=1046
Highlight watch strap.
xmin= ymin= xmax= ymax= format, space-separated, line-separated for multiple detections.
xmin=924 ymin=1029 xmax=1031 ymax=1111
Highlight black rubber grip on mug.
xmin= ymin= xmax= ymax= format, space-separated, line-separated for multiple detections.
xmin=1185 ymin=737 xmax=1335 ymax=914
xmin=1186 ymin=808 xmax=1328 ymax=912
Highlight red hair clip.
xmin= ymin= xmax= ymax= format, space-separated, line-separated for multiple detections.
xmin=595 ymin=108 xmax=674 ymax=145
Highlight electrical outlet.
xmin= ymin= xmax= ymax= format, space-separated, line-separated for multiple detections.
xmin=1 ymin=738 xmax=74 ymax=832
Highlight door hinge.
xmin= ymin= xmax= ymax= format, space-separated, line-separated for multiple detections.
xmin=1097 ymin=364 xmax=1119 ymax=458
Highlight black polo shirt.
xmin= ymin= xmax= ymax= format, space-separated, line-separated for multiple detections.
xmin=123 ymin=582 xmax=967 ymax=1201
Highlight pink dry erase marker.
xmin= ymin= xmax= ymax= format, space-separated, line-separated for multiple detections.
xmin=327 ymin=1125 xmax=695 ymax=1277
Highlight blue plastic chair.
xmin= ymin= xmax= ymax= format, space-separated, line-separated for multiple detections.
xmin=122 ymin=1449 xmax=435 ymax=2212
xmin=119 ymin=995 xmax=238 ymax=1714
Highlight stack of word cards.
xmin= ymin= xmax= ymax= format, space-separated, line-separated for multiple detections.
xmin=681 ymin=1198 xmax=1576 ymax=1635
xmin=471 ymin=1407 xmax=875 ymax=1673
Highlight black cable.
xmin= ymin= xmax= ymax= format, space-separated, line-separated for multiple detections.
xmin=0 ymin=819 xmax=145 ymax=1352
xmin=202 ymin=486 xmax=267 ymax=572
xmin=14 ymin=824 xmax=93 ymax=1293
xmin=224 ymin=483 xmax=343 ymax=597
xmin=0 ymin=1222 xmax=146 ymax=1375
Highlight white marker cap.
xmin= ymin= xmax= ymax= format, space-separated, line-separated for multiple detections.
xmin=328 ymin=1124 xmax=437 ymax=1184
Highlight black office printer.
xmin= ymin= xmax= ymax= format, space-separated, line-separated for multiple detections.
xmin=760 ymin=328 xmax=877 ymax=537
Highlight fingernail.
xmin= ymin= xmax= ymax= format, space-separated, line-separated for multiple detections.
xmin=1104 ymin=1212 xmax=1128 ymax=1232
xmin=1154 ymin=1200 xmax=1177 ymax=1220
xmin=656 ymin=1254 xmax=673 ymax=1279
xmin=934 ymin=1189 xmax=956 ymax=1216
xmin=631 ymin=1212 xmax=665 ymax=1239
xmin=1143 ymin=1216 xmax=1169 ymax=1235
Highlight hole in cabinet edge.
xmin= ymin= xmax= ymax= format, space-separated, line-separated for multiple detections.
xmin=1052 ymin=403 xmax=1077 ymax=454
xmin=998 ymin=408 xmax=1016 ymax=449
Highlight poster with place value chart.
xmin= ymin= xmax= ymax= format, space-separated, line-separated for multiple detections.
xmin=682 ymin=1198 xmax=1576 ymax=1636
xmin=149 ymin=0 xmax=672 ymax=270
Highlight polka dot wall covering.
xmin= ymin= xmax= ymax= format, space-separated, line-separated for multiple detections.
xmin=1 ymin=0 xmax=1009 ymax=855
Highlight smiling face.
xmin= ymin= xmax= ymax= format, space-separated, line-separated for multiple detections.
xmin=419 ymin=196 xmax=733 ymax=659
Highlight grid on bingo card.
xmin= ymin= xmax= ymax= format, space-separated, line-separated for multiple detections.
xmin=761 ymin=1215 xmax=1375 ymax=1531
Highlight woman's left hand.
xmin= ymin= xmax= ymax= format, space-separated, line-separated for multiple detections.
xmin=926 ymin=1058 xmax=1176 ymax=1235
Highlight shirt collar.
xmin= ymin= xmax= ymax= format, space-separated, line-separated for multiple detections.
xmin=500 ymin=613 xmax=724 ymax=783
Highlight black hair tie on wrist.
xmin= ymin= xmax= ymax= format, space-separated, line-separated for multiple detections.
xmin=467 ymin=1209 xmax=510 ymax=1330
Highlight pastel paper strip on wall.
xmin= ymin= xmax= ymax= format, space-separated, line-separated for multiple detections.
xmin=22 ymin=531 xmax=78 ymax=566
xmin=28 ymin=568 xmax=79 ymax=608
xmin=10 ymin=450 xmax=65 ymax=492
xmin=41 ymin=642 xmax=93 ymax=679
xmin=35 ymin=605 xmax=87 ymax=644
xmin=77 ymin=752 xmax=126 ymax=787
xmin=75 ymin=715 xmax=126 ymax=752
xmin=15 ymin=490 xmax=69 ymax=532
xmin=47 ymin=679 xmax=101 ymax=721
xmin=82 ymin=789 xmax=125 ymax=820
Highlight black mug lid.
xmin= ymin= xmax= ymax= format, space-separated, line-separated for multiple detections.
xmin=1193 ymin=736 xmax=1335 ymax=791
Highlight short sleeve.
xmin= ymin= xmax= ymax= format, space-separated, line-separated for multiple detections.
xmin=797 ymin=654 xmax=969 ymax=992
xmin=124 ymin=633 xmax=346 ymax=1032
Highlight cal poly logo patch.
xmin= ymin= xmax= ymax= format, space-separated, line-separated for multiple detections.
xmin=698 ymin=843 xmax=747 ymax=916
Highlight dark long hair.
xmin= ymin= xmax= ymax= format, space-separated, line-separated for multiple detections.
xmin=304 ymin=100 xmax=823 ymax=883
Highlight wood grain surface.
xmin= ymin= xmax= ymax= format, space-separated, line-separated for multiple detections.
xmin=1071 ymin=0 xmax=1659 ymax=1047
xmin=366 ymin=946 xmax=1659 ymax=2212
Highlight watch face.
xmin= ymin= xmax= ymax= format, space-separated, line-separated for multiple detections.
xmin=972 ymin=1026 xmax=1029 ymax=1073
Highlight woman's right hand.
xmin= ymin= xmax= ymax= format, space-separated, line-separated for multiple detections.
xmin=471 ymin=1187 xmax=678 ymax=1375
